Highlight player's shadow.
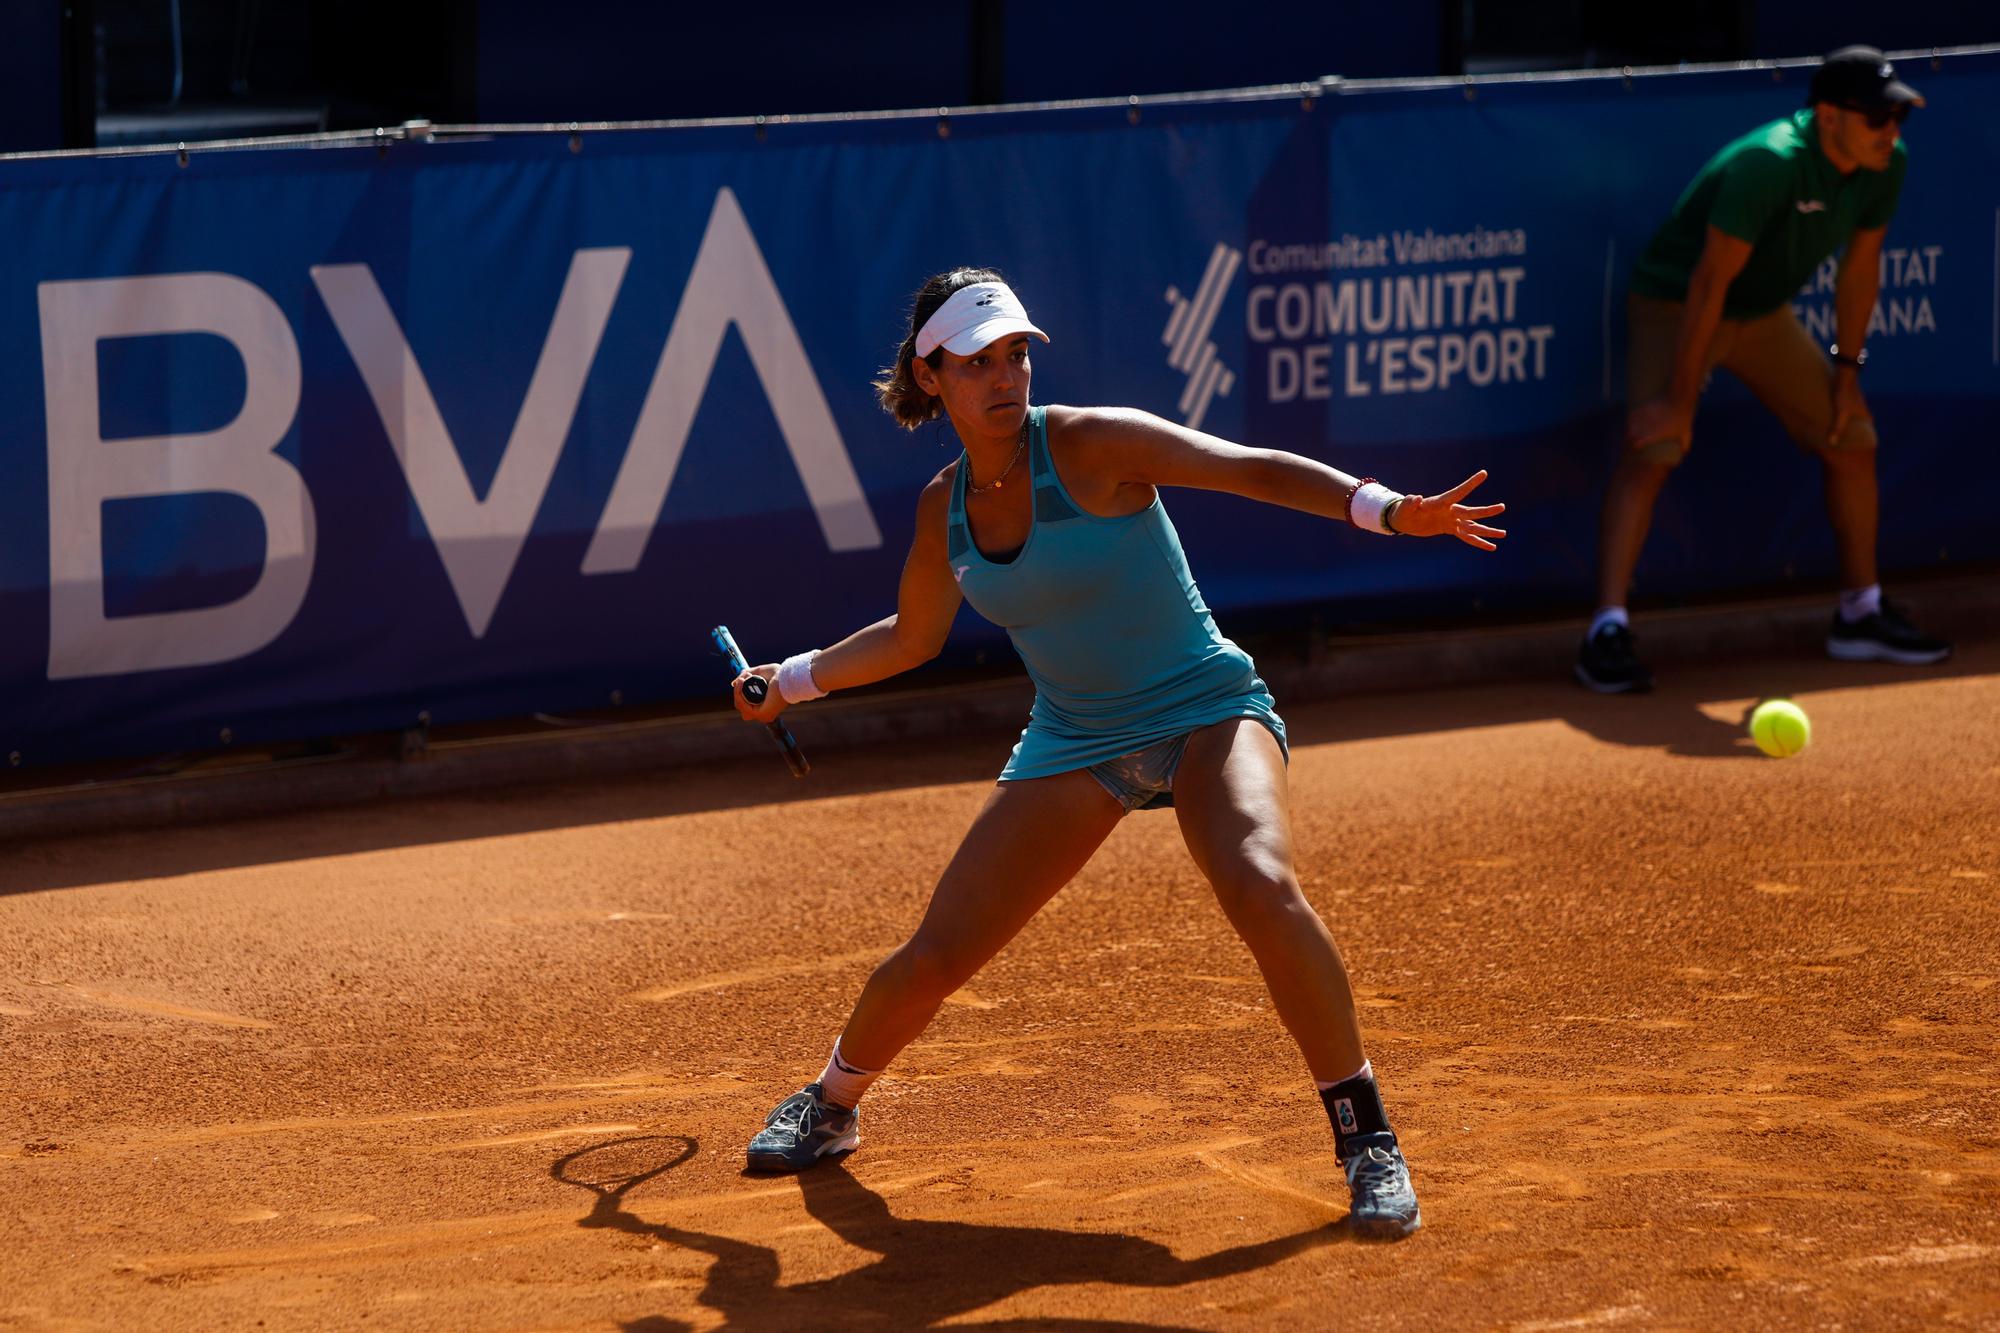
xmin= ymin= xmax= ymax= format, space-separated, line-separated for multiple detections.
xmin=552 ymin=1134 xmax=1349 ymax=1331
xmin=1558 ymin=693 xmax=1761 ymax=758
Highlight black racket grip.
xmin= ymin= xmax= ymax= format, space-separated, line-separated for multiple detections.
xmin=740 ymin=675 xmax=810 ymax=778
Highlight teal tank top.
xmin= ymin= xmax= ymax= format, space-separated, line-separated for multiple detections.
xmin=947 ymin=406 xmax=1286 ymax=782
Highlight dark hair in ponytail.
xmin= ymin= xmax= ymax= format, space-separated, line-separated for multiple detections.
xmin=873 ymin=266 xmax=1007 ymax=430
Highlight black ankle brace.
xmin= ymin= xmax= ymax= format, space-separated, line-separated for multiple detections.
xmin=1320 ymin=1072 xmax=1393 ymax=1161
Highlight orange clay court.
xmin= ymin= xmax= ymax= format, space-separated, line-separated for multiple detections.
xmin=2 ymin=641 xmax=1996 ymax=1330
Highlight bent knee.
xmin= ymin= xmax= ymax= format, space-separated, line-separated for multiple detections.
xmin=1632 ymin=436 xmax=1688 ymax=468
xmin=1814 ymin=415 xmax=1878 ymax=455
xmin=875 ymin=938 xmax=978 ymax=1003
xmin=1209 ymin=866 xmax=1312 ymax=925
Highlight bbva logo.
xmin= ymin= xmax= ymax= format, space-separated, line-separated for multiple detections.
xmin=36 ymin=188 xmax=881 ymax=681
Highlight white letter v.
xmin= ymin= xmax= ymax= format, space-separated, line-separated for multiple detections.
xmin=312 ymin=248 xmax=630 ymax=637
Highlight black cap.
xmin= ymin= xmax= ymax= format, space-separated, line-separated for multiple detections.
xmin=1808 ymin=46 xmax=1925 ymax=112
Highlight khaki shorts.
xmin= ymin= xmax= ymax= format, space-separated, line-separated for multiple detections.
xmin=1627 ymin=294 xmax=1877 ymax=466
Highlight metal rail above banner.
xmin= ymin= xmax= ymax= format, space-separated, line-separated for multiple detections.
xmin=5 ymin=49 xmax=1997 ymax=765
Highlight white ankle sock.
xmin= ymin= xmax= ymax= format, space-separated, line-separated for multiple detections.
xmin=1314 ymin=1059 xmax=1372 ymax=1092
xmin=817 ymin=1038 xmax=881 ymax=1109
xmin=1589 ymin=607 xmax=1629 ymax=639
xmin=1839 ymin=583 xmax=1882 ymax=624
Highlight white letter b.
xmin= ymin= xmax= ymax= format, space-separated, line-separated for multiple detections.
xmin=39 ymin=273 xmax=313 ymax=679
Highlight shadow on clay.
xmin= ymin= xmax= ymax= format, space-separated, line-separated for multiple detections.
xmin=551 ymin=1133 xmax=1352 ymax=1332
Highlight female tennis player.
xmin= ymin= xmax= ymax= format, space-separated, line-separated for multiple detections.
xmin=730 ymin=268 xmax=1505 ymax=1238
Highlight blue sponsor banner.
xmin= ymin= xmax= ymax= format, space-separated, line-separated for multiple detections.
xmin=4 ymin=51 xmax=1998 ymax=765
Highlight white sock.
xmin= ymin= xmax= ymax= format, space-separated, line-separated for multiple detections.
xmin=816 ymin=1038 xmax=882 ymax=1110
xmin=1588 ymin=607 xmax=1630 ymax=639
xmin=1839 ymin=583 xmax=1882 ymax=624
xmin=1314 ymin=1058 xmax=1372 ymax=1092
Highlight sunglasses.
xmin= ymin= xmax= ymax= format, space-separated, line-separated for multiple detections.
xmin=1839 ymin=101 xmax=1911 ymax=129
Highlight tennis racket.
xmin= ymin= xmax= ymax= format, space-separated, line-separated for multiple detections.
xmin=712 ymin=624 xmax=811 ymax=777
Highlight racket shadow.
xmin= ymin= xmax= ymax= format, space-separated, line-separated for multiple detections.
xmin=551 ymin=1135 xmax=1347 ymax=1331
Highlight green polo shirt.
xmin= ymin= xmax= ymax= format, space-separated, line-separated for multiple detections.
xmin=1631 ymin=109 xmax=1906 ymax=319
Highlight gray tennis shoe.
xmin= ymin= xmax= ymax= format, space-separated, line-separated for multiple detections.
xmin=1342 ymin=1132 xmax=1422 ymax=1238
xmin=745 ymin=1082 xmax=859 ymax=1172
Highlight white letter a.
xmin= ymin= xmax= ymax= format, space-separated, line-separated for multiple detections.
xmin=582 ymin=188 xmax=881 ymax=574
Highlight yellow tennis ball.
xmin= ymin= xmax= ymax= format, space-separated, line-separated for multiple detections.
xmin=1748 ymin=699 xmax=1811 ymax=758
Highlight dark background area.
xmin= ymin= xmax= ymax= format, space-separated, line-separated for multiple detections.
xmin=3 ymin=0 xmax=1992 ymax=154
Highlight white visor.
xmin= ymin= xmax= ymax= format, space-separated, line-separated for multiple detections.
xmin=913 ymin=282 xmax=1050 ymax=357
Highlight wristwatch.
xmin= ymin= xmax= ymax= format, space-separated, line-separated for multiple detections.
xmin=1829 ymin=344 xmax=1867 ymax=371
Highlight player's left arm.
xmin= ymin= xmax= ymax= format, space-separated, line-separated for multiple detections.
xmin=1060 ymin=406 xmax=1506 ymax=551
xmin=1829 ymin=225 xmax=1886 ymax=445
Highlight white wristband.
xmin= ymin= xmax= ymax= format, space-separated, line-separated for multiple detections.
xmin=1349 ymin=482 xmax=1403 ymax=536
xmin=776 ymin=651 xmax=826 ymax=704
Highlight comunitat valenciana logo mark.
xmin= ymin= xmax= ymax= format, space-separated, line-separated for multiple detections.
xmin=1161 ymin=242 xmax=1241 ymax=430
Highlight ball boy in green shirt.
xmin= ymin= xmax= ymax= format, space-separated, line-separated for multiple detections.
xmin=1579 ymin=46 xmax=1951 ymax=693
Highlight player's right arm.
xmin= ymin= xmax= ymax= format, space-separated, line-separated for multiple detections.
xmin=812 ymin=466 xmax=964 ymax=688
xmin=1629 ymin=225 xmax=1753 ymax=451
xmin=735 ymin=467 xmax=963 ymax=722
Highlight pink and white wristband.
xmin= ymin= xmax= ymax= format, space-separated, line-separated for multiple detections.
xmin=1348 ymin=482 xmax=1405 ymax=535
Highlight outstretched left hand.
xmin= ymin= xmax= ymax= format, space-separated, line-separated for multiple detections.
xmin=1390 ymin=470 xmax=1507 ymax=551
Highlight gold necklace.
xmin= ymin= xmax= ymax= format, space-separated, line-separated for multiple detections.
xmin=965 ymin=420 xmax=1028 ymax=496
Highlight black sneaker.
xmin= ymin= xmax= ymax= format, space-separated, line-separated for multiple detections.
xmin=745 ymin=1083 xmax=859 ymax=1172
xmin=1342 ymin=1132 xmax=1422 ymax=1239
xmin=1575 ymin=623 xmax=1654 ymax=693
xmin=1827 ymin=600 xmax=1952 ymax=665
